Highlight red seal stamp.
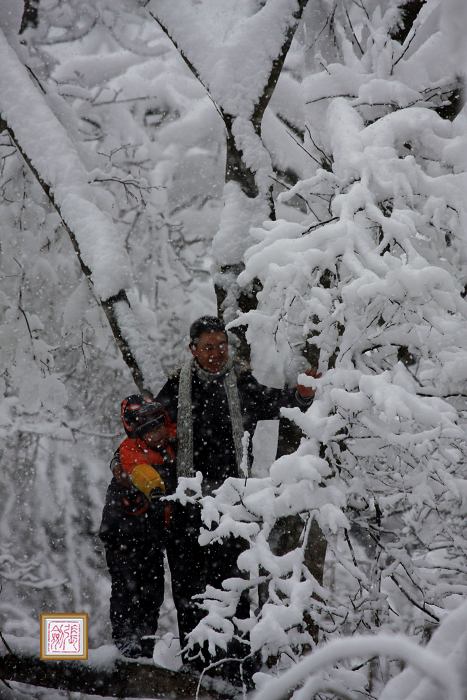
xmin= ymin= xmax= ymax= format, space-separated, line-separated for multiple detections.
xmin=40 ymin=613 xmax=88 ymax=660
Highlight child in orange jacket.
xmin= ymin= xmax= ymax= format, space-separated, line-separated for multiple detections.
xmin=114 ymin=392 xmax=177 ymax=514
xmin=99 ymin=393 xmax=176 ymax=659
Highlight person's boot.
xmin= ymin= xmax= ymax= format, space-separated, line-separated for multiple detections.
xmin=140 ymin=636 xmax=155 ymax=659
xmin=116 ymin=637 xmax=143 ymax=659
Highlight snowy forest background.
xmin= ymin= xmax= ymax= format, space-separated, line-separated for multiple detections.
xmin=1 ymin=0 xmax=466 ymax=698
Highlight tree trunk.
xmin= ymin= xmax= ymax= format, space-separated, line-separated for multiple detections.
xmin=149 ymin=3 xmax=310 ymax=363
xmin=20 ymin=0 xmax=40 ymax=34
xmin=214 ymin=0 xmax=310 ymax=362
xmin=0 ymin=646 xmax=231 ymax=699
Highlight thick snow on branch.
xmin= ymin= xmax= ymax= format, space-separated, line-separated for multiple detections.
xmin=0 ymin=28 xmax=131 ymax=300
xmin=253 ymin=610 xmax=465 ymax=700
xmin=380 ymin=599 xmax=467 ymax=700
xmin=148 ymin=0 xmax=300 ymax=117
xmin=184 ymin=467 xmax=345 ymax=661
xmin=440 ymin=0 xmax=467 ymax=74
xmin=197 ymin=2 xmax=467 ymax=691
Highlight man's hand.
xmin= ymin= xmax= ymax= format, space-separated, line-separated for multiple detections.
xmin=296 ymin=367 xmax=321 ymax=399
xmin=149 ymin=485 xmax=166 ymax=501
xmin=111 ymin=455 xmax=131 ymax=486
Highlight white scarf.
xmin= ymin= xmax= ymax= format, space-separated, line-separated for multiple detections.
xmin=176 ymin=358 xmax=244 ymax=479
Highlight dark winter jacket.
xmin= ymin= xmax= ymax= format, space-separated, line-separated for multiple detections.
xmin=99 ymin=441 xmax=176 ymax=545
xmin=156 ymin=364 xmax=310 ymax=487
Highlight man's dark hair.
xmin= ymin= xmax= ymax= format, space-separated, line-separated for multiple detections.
xmin=189 ymin=316 xmax=226 ymax=345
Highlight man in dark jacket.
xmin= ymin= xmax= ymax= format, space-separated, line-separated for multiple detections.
xmin=156 ymin=316 xmax=317 ymax=679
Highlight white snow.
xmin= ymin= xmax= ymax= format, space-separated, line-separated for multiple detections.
xmin=0 ymin=28 xmax=132 ymax=300
xmin=254 ymin=627 xmax=464 ymax=700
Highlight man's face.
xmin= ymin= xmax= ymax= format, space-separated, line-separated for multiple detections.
xmin=190 ymin=330 xmax=229 ymax=373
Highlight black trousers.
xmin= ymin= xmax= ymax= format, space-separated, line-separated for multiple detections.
xmin=104 ymin=532 xmax=165 ymax=646
xmin=166 ymin=503 xmax=250 ymax=672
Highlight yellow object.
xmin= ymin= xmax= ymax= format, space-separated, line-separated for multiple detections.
xmin=130 ymin=463 xmax=165 ymax=498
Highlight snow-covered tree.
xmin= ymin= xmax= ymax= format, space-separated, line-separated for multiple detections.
xmin=0 ymin=0 xmax=220 ymax=649
xmin=1 ymin=1 xmax=466 ymax=698
xmin=183 ymin=0 xmax=467 ymax=695
xmin=145 ymin=0 xmax=312 ymax=360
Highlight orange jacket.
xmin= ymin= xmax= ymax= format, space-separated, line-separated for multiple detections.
xmin=117 ymin=420 xmax=176 ymax=499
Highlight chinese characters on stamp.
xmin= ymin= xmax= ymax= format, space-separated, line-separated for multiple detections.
xmin=40 ymin=613 xmax=88 ymax=660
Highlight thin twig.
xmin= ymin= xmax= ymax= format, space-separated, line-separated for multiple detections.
xmin=392 ymin=21 xmax=419 ymax=71
xmin=305 ymin=125 xmax=332 ymax=168
xmin=390 ymin=574 xmax=440 ymax=622
xmin=286 ymin=130 xmax=321 ymax=166
xmin=303 ymin=216 xmax=339 ymax=234
xmin=147 ymin=10 xmax=224 ymax=122
xmin=344 ymin=2 xmax=363 ymax=55
xmin=268 ymin=175 xmax=313 ymax=213
xmin=306 ymin=93 xmax=355 ymax=105
xmin=0 ymin=632 xmax=15 ymax=657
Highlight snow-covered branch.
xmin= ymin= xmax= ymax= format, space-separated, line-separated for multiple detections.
xmin=254 ymin=620 xmax=465 ymax=700
xmin=0 ymin=26 xmax=163 ymax=390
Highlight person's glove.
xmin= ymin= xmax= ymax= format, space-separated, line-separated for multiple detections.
xmin=296 ymin=367 xmax=321 ymax=400
xmin=110 ymin=452 xmax=131 ymax=486
xmin=149 ymin=485 xmax=165 ymax=501
xmin=129 ymin=463 xmax=165 ymax=500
